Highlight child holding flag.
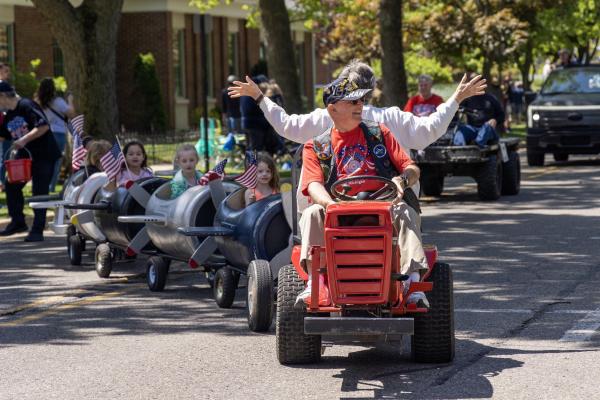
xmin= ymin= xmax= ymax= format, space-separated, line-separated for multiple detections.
xmin=242 ymin=152 xmax=280 ymax=206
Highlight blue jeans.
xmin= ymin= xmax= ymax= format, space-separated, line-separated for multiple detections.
xmin=453 ymin=123 xmax=499 ymax=148
xmin=227 ymin=117 xmax=241 ymax=134
xmin=49 ymin=131 xmax=67 ymax=192
xmin=0 ymin=139 xmax=12 ymax=185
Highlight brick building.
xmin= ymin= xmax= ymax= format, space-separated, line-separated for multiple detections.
xmin=0 ymin=0 xmax=336 ymax=131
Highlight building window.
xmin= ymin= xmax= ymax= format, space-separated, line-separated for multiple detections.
xmin=0 ymin=24 xmax=14 ymax=64
xmin=53 ymin=40 xmax=64 ymax=76
xmin=173 ymin=29 xmax=186 ymax=98
xmin=228 ymin=32 xmax=239 ymax=77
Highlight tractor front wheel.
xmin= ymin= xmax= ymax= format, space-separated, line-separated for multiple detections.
xmin=276 ymin=265 xmax=321 ymax=364
xmin=412 ymin=262 xmax=455 ymax=363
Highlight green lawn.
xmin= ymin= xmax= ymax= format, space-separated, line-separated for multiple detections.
xmin=0 ymin=183 xmax=63 ymax=219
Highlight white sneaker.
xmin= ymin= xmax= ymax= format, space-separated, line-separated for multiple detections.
xmin=407 ymin=291 xmax=430 ymax=308
xmin=294 ymin=280 xmax=311 ymax=308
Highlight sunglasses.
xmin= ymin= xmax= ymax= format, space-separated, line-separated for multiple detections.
xmin=345 ymin=97 xmax=366 ymax=105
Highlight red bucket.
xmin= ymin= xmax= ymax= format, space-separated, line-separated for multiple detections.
xmin=4 ymin=147 xmax=32 ymax=184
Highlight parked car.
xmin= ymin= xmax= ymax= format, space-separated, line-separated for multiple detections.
xmin=526 ymin=65 xmax=600 ymax=166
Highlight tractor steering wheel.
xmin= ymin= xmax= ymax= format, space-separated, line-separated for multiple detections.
xmin=330 ymin=175 xmax=398 ymax=201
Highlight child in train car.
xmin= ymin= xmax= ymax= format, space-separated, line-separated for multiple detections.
xmin=116 ymin=140 xmax=154 ymax=187
xmin=244 ymin=152 xmax=280 ymax=206
xmin=170 ymin=144 xmax=202 ymax=199
xmin=81 ymin=139 xmax=112 ymax=180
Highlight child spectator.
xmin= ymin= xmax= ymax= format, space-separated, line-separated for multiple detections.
xmin=117 ymin=140 xmax=153 ymax=187
xmin=170 ymin=144 xmax=201 ymax=199
xmin=244 ymin=152 xmax=280 ymax=206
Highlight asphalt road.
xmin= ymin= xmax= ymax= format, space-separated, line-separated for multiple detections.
xmin=1 ymin=152 xmax=599 ymax=400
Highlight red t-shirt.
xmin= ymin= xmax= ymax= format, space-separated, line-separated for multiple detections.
xmin=301 ymin=123 xmax=414 ymax=197
xmin=404 ymin=94 xmax=444 ymax=117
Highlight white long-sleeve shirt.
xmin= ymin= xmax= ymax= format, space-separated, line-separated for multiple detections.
xmin=258 ymin=95 xmax=459 ymax=150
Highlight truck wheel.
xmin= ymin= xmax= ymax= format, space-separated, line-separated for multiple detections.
xmin=527 ymin=149 xmax=545 ymax=166
xmin=147 ymin=256 xmax=170 ymax=292
xmin=501 ymin=151 xmax=521 ymax=195
xmin=247 ymin=260 xmax=274 ymax=332
xmin=553 ymin=153 xmax=568 ymax=162
xmin=412 ymin=262 xmax=455 ymax=363
xmin=477 ymin=154 xmax=502 ymax=200
xmin=213 ymin=267 xmax=236 ymax=308
xmin=95 ymin=243 xmax=112 ymax=278
xmin=276 ymin=265 xmax=321 ymax=364
xmin=68 ymin=234 xmax=83 ymax=266
xmin=421 ymin=171 xmax=444 ymax=197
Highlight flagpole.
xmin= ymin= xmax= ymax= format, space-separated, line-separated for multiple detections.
xmin=115 ymin=135 xmax=131 ymax=176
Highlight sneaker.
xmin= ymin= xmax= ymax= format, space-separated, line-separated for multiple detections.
xmin=24 ymin=232 xmax=44 ymax=242
xmin=294 ymin=280 xmax=312 ymax=308
xmin=407 ymin=291 xmax=430 ymax=308
xmin=0 ymin=222 xmax=28 ymax=236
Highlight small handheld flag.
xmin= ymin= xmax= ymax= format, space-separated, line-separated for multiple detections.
xmin=199 ymin=159 xmax=228 ymax=186
xmin=234 ymin=151 xmax=258 ymax=188
xmin=68 ymin=115 xmax=87 ymax=171
xmin=100 ymin=141 xmax=125 ymax=180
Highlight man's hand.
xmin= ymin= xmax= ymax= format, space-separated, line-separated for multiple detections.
xmin=13 ymin=137 xmax=27 ymax=149
xmin=391 ymin=176 xmax=406 ymax=201
xmin=453 ymin=74 xmax=487 ymax=104
xmin=487 ymin=118 xmax=497 ymax=129
xmin=308 ymin=181 xmax=335 ymax=209
xmin=228 ymin=76 xmax=262 ymax=101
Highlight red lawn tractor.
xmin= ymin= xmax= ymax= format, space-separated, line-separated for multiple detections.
xmin=276 ymin=175 xmax=454 ymax=365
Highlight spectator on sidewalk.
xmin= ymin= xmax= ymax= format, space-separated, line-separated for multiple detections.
xmin=0 ymin=62 xmax=12 ymax=193
xmin=221 ymin=75 xmax=241 ymax=135
xmin=0 ymin=81 xmax=61 ymax=242
xmin=35 ymin=78 xmax=76 ymax=192
xmin=404 ymin=74 xmax=444 ymax=117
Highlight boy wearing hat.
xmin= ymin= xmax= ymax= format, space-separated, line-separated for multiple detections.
xmin=0 ymin=81 xmax=60 ymax=241
xmin=296 ymin=78 xmax=429 ymax=306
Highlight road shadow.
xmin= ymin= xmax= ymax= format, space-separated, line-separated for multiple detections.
xmin=292 ymin=339 xmax=594 ymax=399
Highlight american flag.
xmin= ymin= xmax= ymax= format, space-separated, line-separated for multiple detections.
xmin=234 ymin=151 xmax=258 ymax=188
xmin=68 ymin=115 xmax=87 ymax=171
xmin=100 ymin=141 xmax=125 ymax=180
xmin=199 ymin=159 xmax=228 ymax=186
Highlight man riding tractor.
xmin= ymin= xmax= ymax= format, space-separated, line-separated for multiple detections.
xmin=275 ymin=78 xmax=454 ymax=365
xmin=296 ymin=77 xmax=429 ymax=308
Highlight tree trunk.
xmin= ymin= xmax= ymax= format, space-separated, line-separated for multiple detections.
xmin=379 ymin=0 xmax=407 ymax=107
xmin=518 ymin=38 xmax=534 ymax=91
xmin=31 ymin=0 xmax=124 ymax=139
xmin=258 ymin=0 xmax=303 ymax=113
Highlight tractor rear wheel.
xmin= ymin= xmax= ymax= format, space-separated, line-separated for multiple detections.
xmin=213 ymin=267 xmax=236 ymax=308
xmin=412 ymin=262 xmax=455 ymax=363
xmin=147 ymin=256 xmax=170 ymax=292
xmin=276 ymin=265 xmax=321 ymax=364
xmin=247 ymin=260 xmax=274 ymax=332
xmin=95 ymin=243 xmax=112 ymax=278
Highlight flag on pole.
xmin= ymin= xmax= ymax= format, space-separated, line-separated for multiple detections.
xmin=68 ymin=115 xmax=87 ymax=171
xmin=234 ymin=151 xmax=258 ymax=188
xmin=100 ymin=141 xmax=126 ymax=180
xmin=199 ymin=158 xmax=228 ymax=186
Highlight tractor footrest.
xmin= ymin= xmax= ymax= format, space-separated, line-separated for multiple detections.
xmin=304 ymin=317 xmax=414 ymax=336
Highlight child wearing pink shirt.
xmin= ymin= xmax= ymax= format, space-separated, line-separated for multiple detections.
xmin=117 ymin=140 xmax=153 ymax=187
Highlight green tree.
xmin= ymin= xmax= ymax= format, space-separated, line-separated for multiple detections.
xmin=31 ymin=0 xmax=124 ymax=139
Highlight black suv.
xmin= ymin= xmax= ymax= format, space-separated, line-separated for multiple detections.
xmin=527 ymin=65 xmax=600 ymax=166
